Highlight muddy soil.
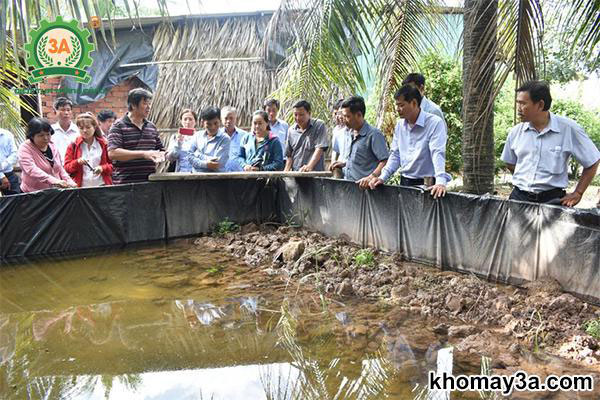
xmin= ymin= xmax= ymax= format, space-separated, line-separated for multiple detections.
xmin=195 ymin=223 xmax=600 ymax=393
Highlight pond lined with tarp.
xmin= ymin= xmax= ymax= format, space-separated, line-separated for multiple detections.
xmin=2 ymin=236 xmax=600 ymax=399
xmin=0 ymin=240 xmax=450 ymax=399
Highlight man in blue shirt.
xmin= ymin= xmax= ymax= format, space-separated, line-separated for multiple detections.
xmin=263 ymin=99 xmax=289 ymax=156
xmin=220 ymin=106 xmax=248 ymax=172
xmin=329 ymin=96 xmax=388 ymax=188
xmin=368 ymin=84 xmax=451 ymax=199
xmin=0 ymin=128 xmax=20 ymax=195
xmin=501 ymin=80 xmax=600 ymax=206
xmin=188 ymin=107 xmax=230 ymax=173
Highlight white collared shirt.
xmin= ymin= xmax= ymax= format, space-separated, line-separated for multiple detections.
xmin=501 ymin=112 xmax=600 ymax=192
xmin=380 ymin=110 xmax=452 ymax=184
xmin=81 ymin=138 xmax=104 ymax=187
xmin=51 ymin=122 xmax=80 ymax=162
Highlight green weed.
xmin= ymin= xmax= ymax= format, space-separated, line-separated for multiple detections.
xmin=583 ymin=319 xmax=600 ymax=340
xmin=213 ymin=218 xmax=239 ymax=236
xmin=353 ymin=249 xmax=375 ymax=268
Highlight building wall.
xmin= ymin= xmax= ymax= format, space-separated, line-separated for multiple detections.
xmin=40 ymin=77 xmax=145 ymax=123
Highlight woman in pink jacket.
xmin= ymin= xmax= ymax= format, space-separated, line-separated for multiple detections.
xmin=19 ymin=117 xmax=77 ymax=193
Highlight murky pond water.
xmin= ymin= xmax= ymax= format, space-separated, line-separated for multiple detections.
xmin=0 ymin=240 xmax=593 ymax=399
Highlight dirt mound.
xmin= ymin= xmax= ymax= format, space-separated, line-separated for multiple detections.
xmin=196 ymin=224 xmax=600 ymax=369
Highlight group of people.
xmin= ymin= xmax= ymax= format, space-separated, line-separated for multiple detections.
xmin=1 ymin=74 xmax=599 ymax=207
xmin=1 ymin=98 xmax=118 ymax=194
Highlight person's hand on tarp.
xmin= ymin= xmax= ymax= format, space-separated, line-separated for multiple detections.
xmin=426 ymin=184 xmax=446 ymax=199
xmin=560 ymin=191 xmax=582 ymax=207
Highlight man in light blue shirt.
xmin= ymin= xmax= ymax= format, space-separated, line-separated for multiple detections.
xmin=187 ymin=107 xmax=231 ymax=173
xmin=368 ymin=84 xmax=451 ymax=199
xmin=220 ymin=106 xmax=248 ymax=172
xmin=0 ymin=128 xmax=20 ymax=195
xmin=501 ymin=80 xmax=600 ymax=206
xmin=329 ymin=96 xmax=388 ymax=186
xmin=402 ymin=73 xmax=445 ymax=123
xmin=263 ymin=99 xmax=289 ymax=157
xmin=330 ymin=99 xmax=352 ymax=163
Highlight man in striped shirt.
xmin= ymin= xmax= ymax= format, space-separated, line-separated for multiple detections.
xmin=108 ymin=88 xmax=165 ymax=184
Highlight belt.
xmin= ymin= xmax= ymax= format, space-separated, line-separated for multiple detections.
xmin=400 ymin=176 xmax=425 ymax=186
xmin=515 ymin=187 xmax=565 ymax=202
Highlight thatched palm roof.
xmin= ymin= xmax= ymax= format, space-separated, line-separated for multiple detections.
xmin=150 ymin=14 xmax=279 ymax=130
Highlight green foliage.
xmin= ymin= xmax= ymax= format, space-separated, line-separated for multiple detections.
xmin=551 ymin=99 xmax=600 ymax=177
xmin=353 ymin=249 xmax=375 ymax=268
xmin=417 ymin=52 xmax=464 ymax=173
xmin=213 ymin=218 xmax=239 ymax=236
xmin=493 ymin=78 xmax=517 ymax=174
xmin=583 ymin=319 xmax=600 ymax=340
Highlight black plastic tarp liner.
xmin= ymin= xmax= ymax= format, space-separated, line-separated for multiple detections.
xmin=1 ymin=178 xmax=599 ymax=303
xmin=278 ymin=178 xmax=600 ymax=303
xmin=60 ymin=28 xmax=158 ymax=105
xmin=0 ymin=180 xmax=278 ymax=262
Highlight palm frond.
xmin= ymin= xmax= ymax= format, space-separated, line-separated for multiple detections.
xmin=374 ymin=0 xmax=450 ymax=128
xmin=561 ymin=0 xmax=600 ymax=64
xmin=266 ymin=0 xmax=377 ymax=123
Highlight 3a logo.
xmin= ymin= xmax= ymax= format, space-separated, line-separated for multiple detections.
xmin=24 ymin=17 xmax=95 ymax=84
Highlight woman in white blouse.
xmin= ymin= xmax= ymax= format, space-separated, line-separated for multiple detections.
xmin=64 ymin=112 xmax=113 ymax=187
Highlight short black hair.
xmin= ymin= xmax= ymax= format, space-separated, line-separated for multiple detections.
xmin=127 ymin=88 xmax=153 ymax=111
xmin=201 ymin=106 xmax=221 ymax=121
xmin=97 ymin=109 xmax=117 ymax=122
xmin=53 ymin=97 xmax=73 ymax=110
xmin=263 ymin=99 xmax=280 ymax=109
xmin=27 ymin=117 xmax=54 ymax=140
xmin=517 ymin=80 xmax=552 ymax=111
xmin=394 ymin=84 xmax=422 ymax=106
xmin=402 ymin=73 xmax=426 ymax=87
xmin=293 ymin=100 xmax=311 ymax=113
xmin=333 ymin=98 xmax=345 ymax=110
xmin=341 ymin=96 xmax=366 ymax=116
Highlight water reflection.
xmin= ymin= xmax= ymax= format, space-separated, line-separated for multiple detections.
xmin=0 ymin=243 xmax=433 ymax=399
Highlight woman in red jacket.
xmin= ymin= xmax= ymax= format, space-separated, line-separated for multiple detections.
xmin=64 ymin=112 xmax=113 ymax=187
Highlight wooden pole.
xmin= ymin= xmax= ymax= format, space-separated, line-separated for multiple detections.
xmin=149 ymin=171 xmax=333 ymax=181
xmin=120 ymin=57 xmax=264 ymax=68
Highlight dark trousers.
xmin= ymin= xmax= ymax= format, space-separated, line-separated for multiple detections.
xmin=400 ymin=176 xmax=435 ymax=187
xmin=1 ymin=172 xmax=21 ymax=196
xmin=509 ymin=187 xmax=565 ymax=204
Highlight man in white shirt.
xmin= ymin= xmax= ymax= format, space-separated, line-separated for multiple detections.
xmin=367 ymin=84 xmax=451 ymax=199
xmin=51 ymin=97 xmax=79 ymax=161
xmin=501 ymin=80 xmax=600 ymax=206
xmin=263 ymin=99 xmax=289 ymax=156
xmin=219 ymin=106 xmax=249 ymax=172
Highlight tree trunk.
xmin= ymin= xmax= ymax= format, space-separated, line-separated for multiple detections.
xmin=462 ymin=0 xmax=497 ymax=194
